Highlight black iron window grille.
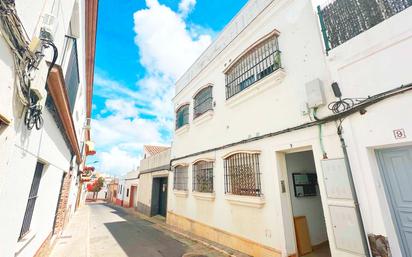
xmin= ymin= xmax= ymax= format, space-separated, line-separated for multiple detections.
xmin=318 ymin=0 xmax=412 ymax=50
xmin=193 ymin=86 xmax=213 ymax=119
xmin=173 ymin=166 xmax=188 ymax=191
xmin=20 ymin=162 xmax=44 ymax=239
xmin=62 ymin=36 xmax=80 ymax=113
xmin=192 ymin=161 xmax=214 ymax=193
xmin=225 ymin=36 xmax=281 ymax=99
xmin=224 ymin=152 xmax=262 ymax=196
xmin=176 ymin=104 xmax=189 ymax=130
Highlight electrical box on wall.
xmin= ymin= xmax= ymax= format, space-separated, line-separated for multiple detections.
xmin=30 ymin=60 xmax=49 ymax=104
xmin=305 ymin=79 xmax=326 ymax=108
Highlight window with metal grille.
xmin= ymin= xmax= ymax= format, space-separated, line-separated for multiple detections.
xmin=193 ymin=86 xmax=213 ymax=119
xmin=225 ymin=36 xmax=281 ymax=99
xmin=20 ymin=162 xmax=44 ymax=239
xmin=224 ymin=152 xmax=262 ymax=196
xmin=173 ymin=166 xmax=188 ymax=191
xmin=175 ymin=105 xmax=189 ymax=130
xmin=192 ymin=161 xmax=213 ymax=193
xmin=63 ymin=36 xmax=80 ymax=113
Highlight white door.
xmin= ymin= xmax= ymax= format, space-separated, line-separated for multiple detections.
xmin=321 ymin=158 xmax=368 ymax=256
xmin=376 ymin=146 xmax=412 ymax=257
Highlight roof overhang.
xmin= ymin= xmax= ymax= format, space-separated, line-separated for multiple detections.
xmin=85 ymin=0 xmax=98 ymax=127
xmin=47 ymin=65 xmax=82 ymax=163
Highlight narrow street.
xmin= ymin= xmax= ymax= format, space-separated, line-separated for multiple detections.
xmin=50 ymin=203 xmax=225 ymax=257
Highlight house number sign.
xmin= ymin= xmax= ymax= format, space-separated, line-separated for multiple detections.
xmin=393 ymin=129 xmax=406 ymax=139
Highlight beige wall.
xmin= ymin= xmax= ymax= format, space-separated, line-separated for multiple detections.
xmin=137 ymin=170 xmax=169 ymax=216
xmin=140 ymin=149 xmax=171 ymax=171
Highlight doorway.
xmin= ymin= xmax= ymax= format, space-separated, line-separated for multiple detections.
xmin=376 ymin=146 xmax=412 ymax=257
xmin=151 ymin=177 xmax=168 ymax=217
xmin=285 ymin=150 xmax=331 ymax=257
xmin=129 ymin=186 xmax=137 ymax=208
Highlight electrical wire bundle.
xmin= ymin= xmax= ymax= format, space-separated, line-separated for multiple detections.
xmin=0 ymin=0 xmax=36 ymax=105
xmin=327 ymin=97 xmax=366 ymax=114
xmin=0 ymin=0 xmax=57 ymax=130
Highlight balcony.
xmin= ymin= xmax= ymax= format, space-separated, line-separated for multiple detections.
xmin=318 ymin=0 xmax=412 ymax=51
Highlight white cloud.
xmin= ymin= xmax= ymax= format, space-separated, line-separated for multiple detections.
xmin=92 ymin=101 xmax=161 ymax=150
xmin=91 ymin=100 xmax=163 ymax=176
xmin=92 ymin=0 xmax=212 ymax=176
xmin=178 ymin=0 xmax=196 ymax=17
xmin=97 ymin=147 xmax=141 ymax=176
xmin=131 ymin=0 xmax=212 ymax=132
xmin=133 ymin=0 xmax=211 ymax=79
xmin=105 ymin=99 xmax=139 ymax=118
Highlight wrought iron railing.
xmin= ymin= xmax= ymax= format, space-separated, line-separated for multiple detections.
xmin=225 ymin=36 xmax=281 ymax=99
xmin=192 ymin=161 xmax=214 ymax=193
xmin=173 ymin=166 xmax=188 ymax=191
xmin=176 ymin=104 xmax=189 ymax=130
xmin=318 ymin=0 xmax=412 ymax=51
xmin=62 ymin=35 xmax=80 ymax=112
xmin=20 ymin=162 xmax=44 ymax=239
xmin=224 ymin=153 xmax=262 ymax=196
xmin=194 ymin=86 xmax=213 ymax=119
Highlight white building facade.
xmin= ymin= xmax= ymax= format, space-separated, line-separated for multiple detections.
xmin=0 ymin=0 xmax=97 ymax=256
xmin=169 ymin=0 xmax=412 ymax=257
xmin=123 ymin=170 xmax=139 ymax=208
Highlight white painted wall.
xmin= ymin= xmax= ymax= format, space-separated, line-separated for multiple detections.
xmin=170 ymin=0 xmax=332 ymax=255
xmin=117 ymin=177 xmax=126 ymax=203
xmin=138 ymin=173 xmax=153 ymax=208
xmin=322 ymin=6 xmax=412 ymax=257
xmin=124 ymin=170 xmax=139 ymax=207
xmin=0 ymin=0 xmax=90 ymax=256
xmin=170 ymin=0 xmax=412 ymax=256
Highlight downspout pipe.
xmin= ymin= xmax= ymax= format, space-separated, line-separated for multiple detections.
xmin=337 ymin=125 xmax=371 ymax=257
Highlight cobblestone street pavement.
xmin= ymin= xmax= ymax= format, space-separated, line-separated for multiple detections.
xmin=50 ymin=202 xmax=225 ymax=257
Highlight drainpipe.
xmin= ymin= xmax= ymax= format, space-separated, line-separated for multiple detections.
xmin=317 ymin=5 xmax=331 ymax=54
xmin=337 ymin=125 xmax=371 ymax=257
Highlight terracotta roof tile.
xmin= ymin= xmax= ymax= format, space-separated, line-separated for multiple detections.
xmin=143 ymin=145 xmax=170 ymax=156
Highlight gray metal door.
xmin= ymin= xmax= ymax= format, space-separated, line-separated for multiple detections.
xmin=376 ymin=146 xmax=412 ymax=257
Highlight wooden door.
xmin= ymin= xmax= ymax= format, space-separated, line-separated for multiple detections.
xmin=294 ymin=216 xmax=312 ymax=256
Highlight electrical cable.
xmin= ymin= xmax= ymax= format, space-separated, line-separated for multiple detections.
xmin=24 ymin=39 xmax=58 ymax=130
xmin=0 ymin=0 xmax=36 ymax=106
xmin=170 ymin=83 xmax=412 ymax=163
xmin=328 ymin=97 xmax=366 ymax=114
xmin=1 ymin=0 xmax=58 ymax=130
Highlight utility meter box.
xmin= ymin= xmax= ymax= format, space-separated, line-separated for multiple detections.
xmin=30 ymin=60 xmax=49 ymax=104
xmin=305 ymin=79 xmax=326 ymax=108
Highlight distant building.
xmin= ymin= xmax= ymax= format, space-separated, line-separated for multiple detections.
xmin=116 ymin=176 xmax=126 ymax=206
xmin=123 ymin=170 xmax=139 ymax=208
xmin=107 ymin=178 xmax=119 ymax=204
xmin=137 ymin=146 xmax=170 ymax=217
xmin=169 ymin=0 xmax=412 ymax=257
xmin=0 ymin=0 xmax=98 ymax=256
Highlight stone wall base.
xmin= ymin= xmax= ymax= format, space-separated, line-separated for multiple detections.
xmin=166 ymin=211 xmax=282 ymax=257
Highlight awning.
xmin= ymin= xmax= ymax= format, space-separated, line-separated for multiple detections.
xmin=85 ymin=141 xmax=96 ymax=156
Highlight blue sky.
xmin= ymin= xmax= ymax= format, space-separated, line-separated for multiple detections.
xmin=90 ymin=0 xmax=248 ymax=176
